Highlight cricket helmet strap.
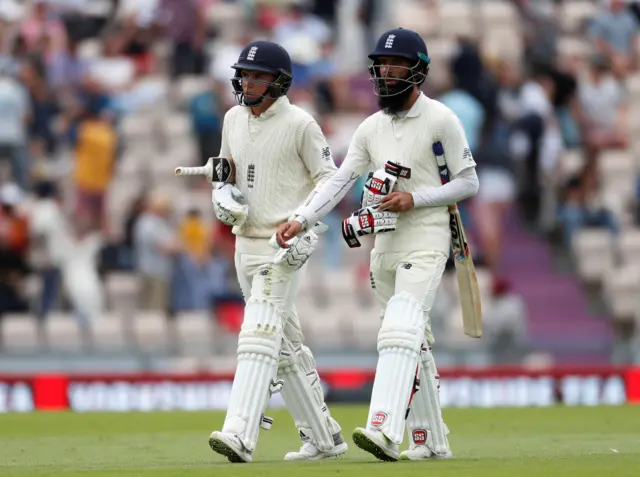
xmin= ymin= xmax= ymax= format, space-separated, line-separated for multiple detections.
xmin=368 ymin=28 xmax=431 ymax=97
xmin=231 ymin=40 xmax=293 ymax=106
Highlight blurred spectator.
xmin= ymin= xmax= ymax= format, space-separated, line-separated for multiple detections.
xmin=88 ymin=30 xmax=137 ymax=94
xmin=358 ymin=0 xmax=381 ymax=50
xmin=0 ymin=181 xmax=30 ymax=328
xmin=559 ymin=175 xmax=617 ymax=249
xmin=189 ymin=80 xmax=223 ymax=165
xmin=273 ymin=0 xmax=331 ymax=56
xmin=0 ymin=182 xmax=29 ymax=258
xmin=29 ymin=181 xmax=65 ymax=320
xmin=62 ymin=210 xmax=105 ymax=327
xmin=473 ymin=129 xmax=516 ymax=273
xmin=483 ymin=277 xmax=528 ymax=362
xmin=47 ymin=39 xmax=90 ymax=99
xmin=158 ymin=0 xmax=207 ymax=80
xmin=577 ymin=54 xmax=628 ymax=171
xmin=119 ymin=195 xmax=146 ymax=270
xmin=134 ymin=190 xmax=180 ymax=312
xmin=514 ymin=0 xmax=559 ymax=72
xmin=439 ymin=64 xmax=485 ymax=153
xmin=19 ymin=0 xmax=68 ymax=58
xmin=509 ymin=66 xmax=563 ymax=226
xmin=179 ymin=208 xmax=208 ymax=265
xmin=22 ymin=56 xmax=60 ymax=159
xmin=450 ymin=39 xmax=498 ymax=123
xmin=588 ymin=0 xmax=638 ymax=77
xmin=115 ymin=0 xmax=160 ymax=75
xmin=0 ymin=67 xmax=30 ymax=190
xmin=68 ymin=97 xmax=117 ymax=232
xmin=29 ymin=179 xmax=104 ymax=326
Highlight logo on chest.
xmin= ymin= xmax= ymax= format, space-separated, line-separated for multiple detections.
xmin=247 ymin=164 xmax=255 ymax=188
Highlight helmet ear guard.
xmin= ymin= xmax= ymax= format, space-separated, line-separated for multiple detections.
xmin=368 ymin=53 xmax=431 ymax=97
xmin=231 ymin=69 xmax=293 ymax=106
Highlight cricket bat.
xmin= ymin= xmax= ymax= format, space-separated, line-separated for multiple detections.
xmin=175 ymin=157 xmax=235 ymax=183
xmin=432 ymin=142 xmax=482 ymax=338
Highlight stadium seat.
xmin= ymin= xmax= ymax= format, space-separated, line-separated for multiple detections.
xmin=91 ymin=315 xmax=127 ymax=352
xmin=482 ymin=27 xmax=523 ymax=59
xmin=1 ymin=314 xmax=40 ymax=353
xmin=350 ymin=309 xmax=380 ymax=351
xmin=132 ymin=312 xmax=171 ymax=353
xmin=105 ymin=273 xmax=140 ymax=313
xmin=175 ymin=311 xmax=214 ymax=356
xmin=561 ymin=1 xmax=598 ymax=33
xmin=394 ymin=0 xmax=438 ymax=37
xmin=176 ymin=76 xmax=210 ymax=105
xmin=558 ymin=150 xmax=586 ymax=180
xmin=44 ymin=314 xmax=86 ymax=352
xmin=163 ymin=114 xmax=192 ymax=139
xmin=439 ymin=1 xmax=475 ymax=39
xmin=299 ymin=303 xmax=344 ymax=350
xmin=597 ymin=150 xmax=635 ymax=180
xmin=618 ymin=229 xmax=640 ymax=265
xmin=479 ymin=0 xmax=518 ymax=26
xmin=572 ymin=228 xmax=615 ymax=282
xmin=602 ymin=266 xmax=640 ymax=321
xmin=77 ymin=39 xmax=101 ymax=60
xmin=557 ymin=37 xmax=591 ymax=62
xmin=625 ymin=73 xmax=640 ymax=98
xmin=121 ymin=114 xmax=153 ymax=140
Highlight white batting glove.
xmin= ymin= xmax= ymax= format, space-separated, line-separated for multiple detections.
xmin=342 ymin=206 xmax=398 ymax=248
xmin=212 ymin=184 xmax=248 ymax=227
xmin=361 ymin=168 xmax=397 ymax=209
xmin=270 ymin=222 xmax=328 ymax=271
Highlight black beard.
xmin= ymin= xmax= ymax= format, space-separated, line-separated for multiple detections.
xmin=378 ymin=85 xmax=414 ymax=116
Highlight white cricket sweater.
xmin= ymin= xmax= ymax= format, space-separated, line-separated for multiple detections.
xmin=298 ymin=93 xmax=478 ymax=255
xmin=218 ymin=96 xmax=337 ymax=241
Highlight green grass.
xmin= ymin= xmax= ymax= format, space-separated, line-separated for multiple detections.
xmin=1 ymin=405 xmax=639 ymax=476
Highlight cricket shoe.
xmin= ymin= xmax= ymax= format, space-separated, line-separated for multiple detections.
xmin=399 ymin=445 xmax=452 ymax=461
xmin=400 ymin=427 xmax=453 ymax=461
xmin=284 ymin=432 xmax=348 ymax=461
xmin=352 ymin=427 xmax=399 ymax=461
xmin=208 ymin=431 xmax=252 ymax=463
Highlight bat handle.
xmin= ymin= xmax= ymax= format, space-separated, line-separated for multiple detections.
xmin=175 ymin=166 xmax=204 ymax=176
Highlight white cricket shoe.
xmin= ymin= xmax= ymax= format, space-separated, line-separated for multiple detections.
xmin=284 ymin=440 xmax=348 ymax=461
xmin=208 ymin=431 xmax=252 ymax=463
xmin=352 ymin=427 xmax=399 ymax=461
xmin=399 ymin=428 xmax=453 ymax=461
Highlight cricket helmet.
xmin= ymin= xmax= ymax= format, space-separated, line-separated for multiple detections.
xmin=368 ymin=28 xmax=431 ymax=97
xmin=231 ymin=40 xmax=293 ymax=106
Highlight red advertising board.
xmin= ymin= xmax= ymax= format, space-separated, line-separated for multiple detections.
xmin=0 ymin=366 xmax=638 ymax=413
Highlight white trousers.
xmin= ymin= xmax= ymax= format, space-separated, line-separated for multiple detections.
xmin=234 ymin=238 xmax=305 ymax=345
xmin=369 ymin=249 xmax=448 ymax=345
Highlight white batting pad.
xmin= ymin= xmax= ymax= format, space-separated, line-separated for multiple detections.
xmin=406 ymin=346 xmax=450 ymax=455
xmin=277 ymin=342 xmax=335 ymax=451
xmin=367 ymin=292 xmax=425 ymax=444
xmin=222 ymin=298 xmax=283 ymax=453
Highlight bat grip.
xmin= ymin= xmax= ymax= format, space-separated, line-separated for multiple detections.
xmin=175 ymin=166 xmax=205 ymax=176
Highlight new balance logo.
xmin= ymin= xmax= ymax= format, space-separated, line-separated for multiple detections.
xmin=384 ymin=34 xmax=396 ymax=49
xmin=321 ymin=146 xmax=331 ymax=161
xmin=247 ymin=46 xmax=258 ymax=61
xmin=462 ymin=148 xmax=473 ymax=164
xmin=247 ymin=164 xmax=255 ymax=188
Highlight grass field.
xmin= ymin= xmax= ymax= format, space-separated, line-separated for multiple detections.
xmin=1 ymin=405 xmax=639 ymax=476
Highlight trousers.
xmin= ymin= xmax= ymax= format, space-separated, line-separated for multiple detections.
xmin=234 ymin=237 xmax=306 ymax=345
xmin=369 ymin=249 xmax=448 ymax=345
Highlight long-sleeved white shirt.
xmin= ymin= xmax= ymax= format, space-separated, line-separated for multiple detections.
xmin=218 ymin=96 xmax=337 ymax=239
xmin=296 ymin=93 xmax=479 ymax=254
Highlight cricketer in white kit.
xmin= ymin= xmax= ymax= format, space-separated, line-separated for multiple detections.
xmin=207 ymin=40 xmax=347 ymax=463
xmin=276 ymin=28 xmax=480 ymax=461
